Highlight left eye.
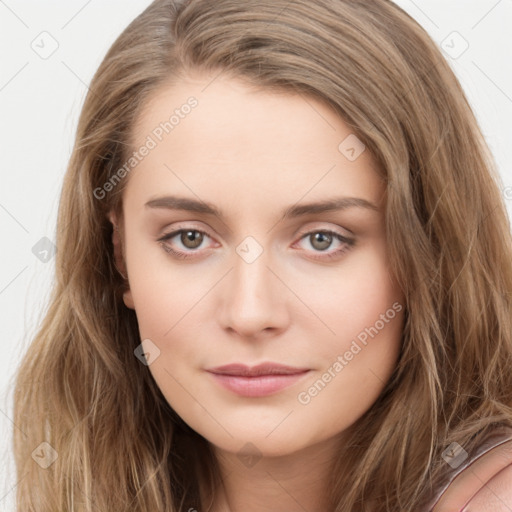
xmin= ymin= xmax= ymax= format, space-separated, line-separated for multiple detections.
xmin=157 ymin=228 xmax=355 ymax=260
xmin=292 ymin=230 xmax=355 ymax=260
xmin=295 ymin=230 xmax=353 ymax=253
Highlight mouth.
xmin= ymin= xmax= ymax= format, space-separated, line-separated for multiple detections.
xmin=205 ymin=362 xmax=311 ymax=397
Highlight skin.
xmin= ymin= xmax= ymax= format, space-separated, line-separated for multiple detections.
xmin=109 ymin=71 xmax=406 ymax=512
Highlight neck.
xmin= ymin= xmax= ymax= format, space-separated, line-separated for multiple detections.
xmin=202 ymin=437 xmax=341 ymax=512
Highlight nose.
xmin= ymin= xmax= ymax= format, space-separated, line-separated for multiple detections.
xmin=217 ymin=245 xmax=289 ymax=340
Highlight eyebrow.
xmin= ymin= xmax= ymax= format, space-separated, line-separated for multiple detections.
xmin=144 ymin=195 xmax=380 ymax=220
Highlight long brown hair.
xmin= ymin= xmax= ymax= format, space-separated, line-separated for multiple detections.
xmin=12 ymin=0 xmax=512 ymax=510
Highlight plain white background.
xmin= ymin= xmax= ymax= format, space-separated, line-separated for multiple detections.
xmin=0 ymin=0 xmax=511 ymax=509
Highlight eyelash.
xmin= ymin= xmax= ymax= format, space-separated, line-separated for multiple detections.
xmin=157 ymin=227 xmax=355 ymax=261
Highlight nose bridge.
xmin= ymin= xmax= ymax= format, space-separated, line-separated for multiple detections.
xmin=218 ymin=236 xmax=287 ymax=336
xmin=234 ymin=244 xmax=271 ymax=299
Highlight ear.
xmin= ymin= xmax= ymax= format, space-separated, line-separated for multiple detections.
xmin=107 ymin=211 xmax=135 ymax=310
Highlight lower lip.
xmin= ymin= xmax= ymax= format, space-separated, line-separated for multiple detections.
xmin=207 ymin=371 xmax=310 ymax=397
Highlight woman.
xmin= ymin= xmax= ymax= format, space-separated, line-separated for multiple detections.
xmin=12 ymin=0 xmax=512 ymax=510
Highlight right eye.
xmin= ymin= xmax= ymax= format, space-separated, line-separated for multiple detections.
xmin=157 ymin=228 xmax=216 ymax=260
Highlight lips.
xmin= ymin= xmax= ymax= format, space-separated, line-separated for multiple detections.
xmin=205 ymin=362 xmax=310 ymax=397
xmin=206 ymin=362 xmax=310 ymax=377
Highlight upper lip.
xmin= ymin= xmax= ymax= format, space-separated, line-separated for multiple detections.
xmin=206 ymin=362 xmax=310 ymax=377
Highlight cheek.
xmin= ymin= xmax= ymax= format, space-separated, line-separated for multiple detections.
xmin=295 ymin=305 xmax=404 ymax=437
xmin=296 ymin=245 xmax=403 ymax=353
xmin=125 ymin=238 xmax=205 ymax=334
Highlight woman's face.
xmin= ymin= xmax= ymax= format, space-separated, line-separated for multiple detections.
xmin=113 ymin=72 xmax=405 ymax=458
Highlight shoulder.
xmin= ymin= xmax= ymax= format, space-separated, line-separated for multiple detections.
xmin=431 ymin=437 xmax=512 ymax=512
xmin=460 ymin=462 xmax=512 ymax=511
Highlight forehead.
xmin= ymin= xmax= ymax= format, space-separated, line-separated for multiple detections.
xmin=125 ymin=73 xmax=385 ymax=216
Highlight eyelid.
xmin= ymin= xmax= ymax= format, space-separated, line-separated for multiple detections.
xmin=157 ymin=221 xmax=216 ymax=240
xmin=294 ymin=222 xmax=354 ymax=239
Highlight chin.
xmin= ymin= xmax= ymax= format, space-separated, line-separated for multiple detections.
xmin=190 ymin=420 xmax=317 ymax=460
xmin=216 ymin=435 xmax=307 ymax=459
